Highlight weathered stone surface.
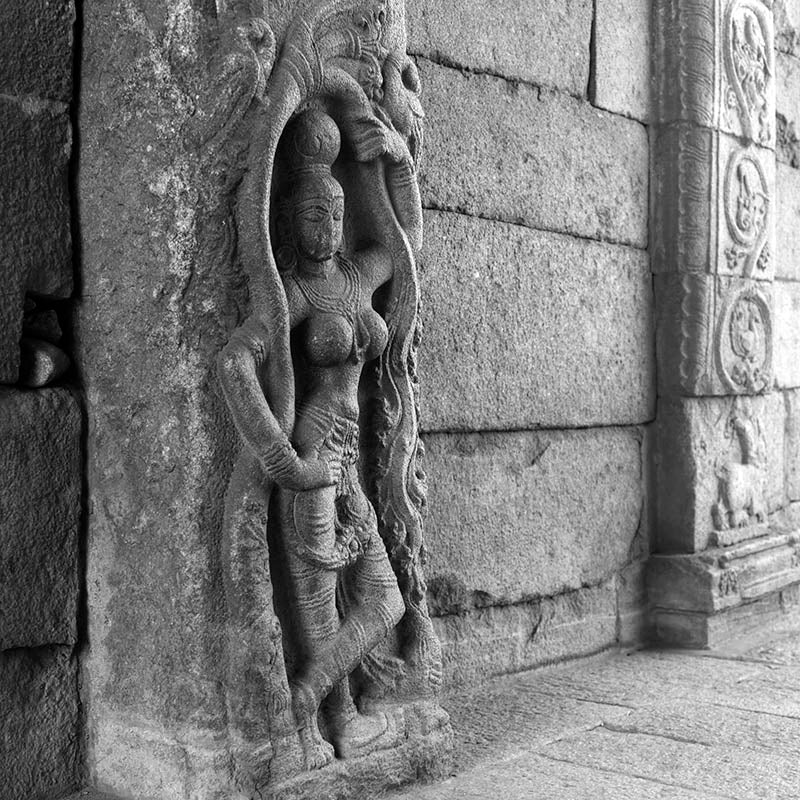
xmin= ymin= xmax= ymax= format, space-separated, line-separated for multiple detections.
xmin=778 ymin=52 xmax=800 ymax=133
xmin=418 ymin=211 xmax=654 ymax=430
xmin=605 ymin=701 xmax=800 ymax=758
xmin=539 ymin=728 xmax=800 ymax=800
xmin=0 ymin=97 xmax=72 ymax=383
xmin=417 ymin=60 xmax=649 ymax=248
xmin=786 ymin=390 xmax=800 ymax=502
xmin=0 ymin=388 xmax=81 ymax=649
xmin=776 ymin=0 xmax=800 ymax=55
xmin=423 ymin=429 xmax=642 ymax=604
xmin=0 ymin=98 xmax=72 ymax=296
xmin=617 ymin=560 xmax=648 ymax=646
xmin=653 ymin=586 xmax=800 ymax=648
xmin=776 ymin=163 xmax=800 ymax=281
xmin=433 ymin=582 xmax=618 ymax=686
xmin=0 ymin=647 xmax=79 ymax=800
xmin=406 ymin=0 xmax=592 ymax=96
xmin=591 ymin=0 xmax=652 ymax=122
xmin=774 ymin=280 xmax=800 ymax=388
xmin=777 ymin=51 xmax=800 ymax=166
xmin=0 ymin=1 xmax=74 ymax=102
xmin=655 ymin=394 xmax=785 ymax=554
xmin=392 ymin=750 xmax=737 ymax=800
xmin=393 ymin=642 xmax=800 ymax=800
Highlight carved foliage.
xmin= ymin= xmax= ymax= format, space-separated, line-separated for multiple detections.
xmin=715 ymin=283 xmax=772 ymax=392
xmin=722 ymin=0 xmax=775 ymax=146
xmin=653 ymin=0 xmax=776 ymax=398
xmin=723 ymin=147 xmax=771 ymax=277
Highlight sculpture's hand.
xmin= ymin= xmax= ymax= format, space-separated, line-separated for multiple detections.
xmin=349 ymin=114 xmax=411 ymax=165
xmin=287 ymin=455 xmax=336 ymax=492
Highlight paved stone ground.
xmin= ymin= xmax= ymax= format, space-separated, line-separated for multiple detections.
xmin=385 ymin=622 xmax=800 ymax=800
xmin=66 ymin=624 xmax=800 ymax=800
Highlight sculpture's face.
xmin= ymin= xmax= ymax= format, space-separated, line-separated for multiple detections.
xmin=294 ymin=180 xmax=345 ymax=263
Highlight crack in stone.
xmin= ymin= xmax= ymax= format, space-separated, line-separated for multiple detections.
xmin=409 ymin=51 xmax=587 ymax=104
xmin=421 ymin=203 xmax=648 ymax=253
xmin=530 ymin=750 xmax=741 ymax=799
xmin=598 ymin=720 xmax=714 ymax=748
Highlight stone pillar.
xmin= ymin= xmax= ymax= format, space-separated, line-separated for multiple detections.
xmin=649 ymin=0 xmax=800 ymax=645
xmin=78 ymin=2 xmax=450 ymax=797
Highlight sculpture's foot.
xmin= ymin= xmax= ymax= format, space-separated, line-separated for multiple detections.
xmin=292 ymin=680 xmax=334 ymax=771
xmin=229 ymin=738 xmax=273 ymax=793
xmin=331 ymin=710 xmax=395 ymax=759
xmin=297 ymin=722 xmax=335 ymax=771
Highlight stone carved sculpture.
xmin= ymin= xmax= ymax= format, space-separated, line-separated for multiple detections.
xmin=724 ymin=0 xmax=774 ymax=145
xmin=208 ymin=0 xmax=445 ymax=793
xmin=712 ymin=399 xmax=767 ymax=537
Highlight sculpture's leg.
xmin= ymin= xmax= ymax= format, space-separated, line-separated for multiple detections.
xmin=286 ymin=485 xmax=404 ymax=761
xmin=222 ymin=454 xmax=296 ymax=785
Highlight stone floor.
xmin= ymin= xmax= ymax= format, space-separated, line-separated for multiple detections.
xmin=67 ymin=623 xmax=800 ymax=800
xmin=386 ymin=621 xmax=800 ymax=800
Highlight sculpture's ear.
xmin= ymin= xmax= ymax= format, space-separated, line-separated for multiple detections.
xmin=273 ymin=203 xmax=297 ymax=275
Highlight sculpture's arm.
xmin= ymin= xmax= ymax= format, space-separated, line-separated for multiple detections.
xmin=218 ymin=318 xmax=333 ymax=491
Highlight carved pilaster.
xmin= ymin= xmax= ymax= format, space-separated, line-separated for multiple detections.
xmin=653 ymin=0 xmax=776 ymax=398
xmin=650 ymin=0 xmax=799 ymax=645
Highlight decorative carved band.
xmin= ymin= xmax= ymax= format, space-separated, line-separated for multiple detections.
xmin=653 ymin=0 xmax=775 ymax=398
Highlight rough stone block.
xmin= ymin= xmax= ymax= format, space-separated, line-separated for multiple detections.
xmin=433 ymin=581 xmax=617 ymax=686
xmin=786 ymin=390 xmax=800 ymax=502
xmin=776 ymin=0 xmax=800 ymax=55
xmin=0 ymin=647 xmax=79 ymax=799
xmin=655 ymin=394 xmax=786 ymax=554
xmin=617 ymin=560 xmax=648 ymax=646
xmin=652 ymin=585 xmax=800 ymax=649
xmin=0 ymin=1 xmax=74 ymax=102
xmin=422 ymin=428 xmax=643 ymax=604
xmin=592 ymin=0 xmax=652 ymax=122
xmin=417 ymin=60 xmax=649 ymax=248
xmin=776 ymin=163 xmax=800 ymax=281
xmin=0 ymin=97 xmax=72 ymax=383
xmin=774 ymin=280 xmax=800 ymax=388
xmin=406 ymin=0 xmax=592 ymax=96
xmin=0 ymin=98 xmax=72 ymax=295
xmin=418 ymin=211 xmax=654 ymax=431
xmin=0 ymin=285 xmax=26 ymax=385
xmin=0 ymin=388 xmax=81 ymax=649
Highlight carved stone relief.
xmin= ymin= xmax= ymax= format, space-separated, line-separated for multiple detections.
xmin=655 ymin=0 xmax=775 ymax=144
xmin=715 ymin=284 xmax=772 ymax=393
xmin=653 ymin=0 xmax=776 ymax=398
xmin=194 ymin=0 xmax=448 ymax=793
xmin=722 ymin=0 xmax=775 ymax=146
xmin=711 ymin=398 xmax=768 ymax=545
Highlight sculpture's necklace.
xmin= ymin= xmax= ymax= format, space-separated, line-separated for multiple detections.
xmin=293 ymin=255 xmax=361 ymax=323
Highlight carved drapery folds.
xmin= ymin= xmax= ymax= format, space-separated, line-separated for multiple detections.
xmin=202 ymin=0 xmax=448 ymax=794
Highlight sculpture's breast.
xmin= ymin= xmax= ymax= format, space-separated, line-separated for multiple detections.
xmin=303 ymin=307 xmax=388 ymax=366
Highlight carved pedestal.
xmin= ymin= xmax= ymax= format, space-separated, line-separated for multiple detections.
xmin=650 ymin=0 xmax=800 ymax=644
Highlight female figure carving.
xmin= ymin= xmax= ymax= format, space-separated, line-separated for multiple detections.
xmin=218 ymin=107 xmax=432 ymax=780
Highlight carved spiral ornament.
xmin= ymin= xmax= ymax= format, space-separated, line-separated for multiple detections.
xmin=715 ymin=286 xmax=772 ymax=393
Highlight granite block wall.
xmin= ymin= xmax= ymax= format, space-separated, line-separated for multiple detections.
xmin=407 ymin=0 xmax=655 ymax=685
xmin=0 ymin=2 xmax=81 ymax=798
